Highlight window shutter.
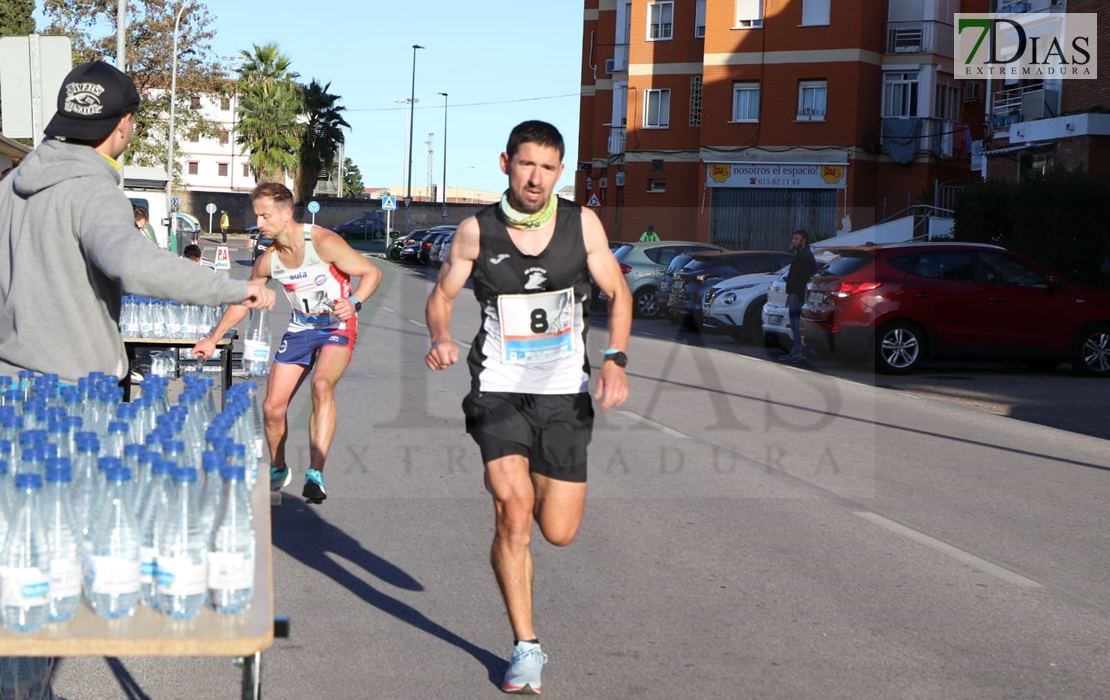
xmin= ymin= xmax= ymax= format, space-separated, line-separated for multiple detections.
xmin=695 ymin=0 xmax=706 ymax=35
xmin=801 ymin=0 xmax=830 ymax=26
xmin=736 ymin=0 xmax=761 ymax=22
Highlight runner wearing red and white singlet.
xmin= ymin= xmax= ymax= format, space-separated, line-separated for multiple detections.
xmin=193 ymin=183 xmax=382 ymax=505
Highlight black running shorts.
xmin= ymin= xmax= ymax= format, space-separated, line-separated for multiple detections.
xmin=461 ymin=392 xmax=595 ymax=483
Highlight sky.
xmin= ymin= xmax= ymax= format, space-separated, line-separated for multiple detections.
xmin=34 ymin=0 xmax=584 ymax=197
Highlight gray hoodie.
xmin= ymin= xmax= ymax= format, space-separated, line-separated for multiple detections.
xmin=0 ymin=139 xmax=249 ymax=383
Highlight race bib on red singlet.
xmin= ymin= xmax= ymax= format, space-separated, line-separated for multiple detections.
xmin=497 ymin=288 xmax=576 ymax=364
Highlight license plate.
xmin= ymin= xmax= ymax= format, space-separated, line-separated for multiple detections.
xmin=660 ymin=281 xmax=670 ymax=291
xmin=806 ymin=291 xmax=824 ymax=304
xmin=767 ymin=314 xmax=784 ymax=325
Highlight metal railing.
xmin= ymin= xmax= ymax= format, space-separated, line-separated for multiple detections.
xmin=608 ymin=126 xmax=626 ymax=156
xmin=996 ymin=0 xmax=1059 ymax=13
xmin=991 ymin=86 xmax=1059 ymax=124
xmin=885 ymin=20 xmax=954 ymax=58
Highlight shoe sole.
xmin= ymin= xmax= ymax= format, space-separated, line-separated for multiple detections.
xmin=303 ymin=481 xmax=327 ymax=505
xmin=271 ymin=469 xmax=292 ymax=491
xmin=502 ymin=683 xmax=540 ymax=695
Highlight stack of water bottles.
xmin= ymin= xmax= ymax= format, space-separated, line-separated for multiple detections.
xmin=119 ymin=295 xmax=226 ymax=340
xmin=0 ymin=370 xmax=267 ymax=633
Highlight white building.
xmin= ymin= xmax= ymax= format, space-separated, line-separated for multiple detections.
xmin=167 ymin=90 xmax=259 ymax=193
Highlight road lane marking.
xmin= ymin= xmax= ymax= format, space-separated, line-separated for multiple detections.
xmin=382 ymin=306 xmax=395 ymax=313
xmin=408 ymin=320 xmax=427 ymax=328
xmin=854 ymin=512 xmax=1043 ymax=588
xmin=614 ymin=411 xmax=691 ymax=439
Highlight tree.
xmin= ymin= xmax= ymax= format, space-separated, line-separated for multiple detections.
xmin=293 ymin=79 xmax=349 ymax=204
xmin=0 ymin=0 xmax=35 ymax=36
xmin=235 ymin=43 xmax=301 ymax=185
xmin=342 ymin=158 xmax=364 ymax=199
xmin=42 ymin=0 xmax=229 ymax=176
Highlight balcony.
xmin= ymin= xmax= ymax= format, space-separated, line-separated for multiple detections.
xmin=885 ymin=21 xmax=954 ymax=58
xmin=996 ymin=0 xmax=1061 ymax=13
xmin=604 ymin=44 xmax=629 ymax=75
xmin=991 ymin=85 xmax=1059 ymax=126
xmin=608 ymin=126 xmax=626 ymax=156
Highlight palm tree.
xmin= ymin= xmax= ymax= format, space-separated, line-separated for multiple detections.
xmin=293 ymin=80 xmax=350 ymax=204
xmin=235 ymin=43 xmax=301 ymax=184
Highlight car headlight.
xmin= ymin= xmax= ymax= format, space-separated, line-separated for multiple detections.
xmin=722 ymin=292 xmax=737 ymax=305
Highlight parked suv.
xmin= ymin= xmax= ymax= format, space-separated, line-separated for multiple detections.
xmin=668 ymin=251 xmax=793 ymax=328
xmin=801 ymin=241 xmax=1110 ymax=376
xmin=598 ymin=241 xmax=723 ymax=318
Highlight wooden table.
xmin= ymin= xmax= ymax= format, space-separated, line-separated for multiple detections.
xmin=123 ymin=333 xmax=236 ymax=405
xmin=0 ymin=471 xmax=276 ymax=699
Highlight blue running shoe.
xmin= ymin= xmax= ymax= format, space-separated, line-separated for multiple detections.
xmin=303 ymin=469 xmax=327 ymax=504
xmin=502 ymin=641 xmax=547 ymax=694
xmin=270 ymin=464 xmax=291 ymax=491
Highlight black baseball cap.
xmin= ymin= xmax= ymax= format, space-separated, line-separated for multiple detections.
xmin=44 ymin=61 xmax=141 ymax=142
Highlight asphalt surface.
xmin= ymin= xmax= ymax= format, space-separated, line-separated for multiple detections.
xmin=52 ymin=240 xmax=1110 ymax=699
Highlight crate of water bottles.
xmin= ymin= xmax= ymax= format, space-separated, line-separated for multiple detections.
xmin=0 ymin=370 xmax=269 ymax=635
xmin=119 ymin=295 xmax=226 ymax=340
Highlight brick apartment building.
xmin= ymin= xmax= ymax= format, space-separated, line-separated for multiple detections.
xmin=983 ymin=0 xmax=1110 ymax=181
xmin=578 ymin=0 xmax=988 ymax=247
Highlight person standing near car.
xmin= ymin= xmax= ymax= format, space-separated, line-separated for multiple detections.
xmin=639 ymin=223 xmax=660 ymax=242
xmin=425 ymin=120 xmax=631 ymax=695
xmin=192 ymin=182 xmax=382 ymax=505
xmin=782 ymin=228 xmax=817 ymax=362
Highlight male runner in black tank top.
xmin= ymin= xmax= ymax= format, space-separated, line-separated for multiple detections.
xmin=425 ymin=121 xmax=632 ymax=695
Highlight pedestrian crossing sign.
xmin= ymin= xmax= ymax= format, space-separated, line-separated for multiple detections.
xmin=586 ymin=193 xmax=601 ymax=207
xmin=381 ymin=195 xmax=397 ymax=211
xmin=214 ymin=245 xmax=231 ymax=270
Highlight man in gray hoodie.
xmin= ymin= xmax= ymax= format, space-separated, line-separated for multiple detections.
xmin=0 ymin=61 xmax=273 ymax=384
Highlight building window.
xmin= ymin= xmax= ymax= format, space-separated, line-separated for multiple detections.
xmin=190 ymin=95 xmax=200 ymax=109
xmin=219 ymin=130 xmax=230 ymax=146
xmin=934 ymin=81 xmax=961 ymax=123
xmin=218 ymin=163 xmax=229 ymax=177
xmin=648 ymin=178 xmax=666 ymax=193
xmin=220 ymin=97 xmax=230 ymax=111
xmin=644 ymin=89 xmax=671 ymax=128
xmin=689 ymin=76 xmax=703 ymax=127
xmin=695 ymin=0 xmax=706 ymax=37
xmin=797 ymin=81 xmax=827 ymax=121
xmin=801 ymin=0 xmax=830 ymax=26
xmin=731 ymin=83 xmax=760 ymax=122
xmin=187 ymin=161 xmax=199 ymax=175
xmin=651 ymin=159 xmax=664 ymax=172
xmin=648 ymin=2 xmax=674 ymax=40
xmin=883 ymin=72 xmax=919 ymax=118
xmin=736 ymin=0 xmax=763 ymax=28
xmin=243 ymin=163 xmax=250 ymax=177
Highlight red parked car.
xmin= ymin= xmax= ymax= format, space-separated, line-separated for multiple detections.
xmin=800 ymin=242 xmax=1110 ymax=376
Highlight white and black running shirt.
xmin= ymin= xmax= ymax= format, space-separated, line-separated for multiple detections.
xmin=466 ymin=202 xmax=592 ymax=395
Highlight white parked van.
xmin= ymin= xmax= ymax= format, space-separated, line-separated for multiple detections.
xmin=123 ymin=165 xmax=172 ymax=250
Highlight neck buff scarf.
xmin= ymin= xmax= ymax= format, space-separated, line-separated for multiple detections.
xmin=499 ymin=190 xmax=558 ymax=230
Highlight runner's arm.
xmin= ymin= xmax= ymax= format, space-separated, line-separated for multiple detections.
xmin=583 ymin=207 xmax=631 ymax=410
xmin=425 ymin=217 xmax=478 ymax=370
xmin=313 ymin=227 xmax=384 ymax=320
xmin=192 ymin=252 xmax=271 ymax=359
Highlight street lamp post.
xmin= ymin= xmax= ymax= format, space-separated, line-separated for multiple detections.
xmin=405 ymin=45 xmax=424 ymax=206
xmin=165 ymin=2 xmax=189 ymax=254
xmin=438 ymin=92 xmax=448 ymax=210
xmin=456 ymin=165 xmax=474 ymax=203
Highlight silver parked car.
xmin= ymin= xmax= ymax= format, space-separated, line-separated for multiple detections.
xmin=598 ymin=241 xmax=723 ymax=318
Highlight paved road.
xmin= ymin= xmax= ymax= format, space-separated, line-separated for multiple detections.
xmin=54 ymin=251 xmax=1110 ymax=699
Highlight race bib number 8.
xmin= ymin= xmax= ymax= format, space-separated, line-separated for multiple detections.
xmin=498 ymin=288 xmax=576 ymax=364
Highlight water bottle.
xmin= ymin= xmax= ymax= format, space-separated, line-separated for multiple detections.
xmin=86 ymin=466 xmax=141 ymax=619
xmin=243 ymin=308 xmax=273 ymax=376
xmin=0 ymin=474 xmax=50 ymax=632
xmin=71 ymin=433 xmax=100 ymax=555
xmin=138 ymin=459 xmax=174 ymax=609
xmin=197 ymin=451 xmax=224 ymax=539
xmin=157 ymin=467 xmax=207 ymax=618
xmin=208 ymin=465 xmax=254 ymax=614
xmin=0 ymin=461 xmax=12 ymax=541
xmin=42 ymin=459 xmax=81 ymax=623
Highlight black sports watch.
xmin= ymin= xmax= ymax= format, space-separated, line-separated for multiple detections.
xmin=347 ymin=296 xmax=362 ymax=312
xmin=602 ymin=349 xmax=628 ymax=368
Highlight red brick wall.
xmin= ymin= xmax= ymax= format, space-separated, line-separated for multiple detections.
xmin=1060 ymin=1 xmax=1110 ymax=114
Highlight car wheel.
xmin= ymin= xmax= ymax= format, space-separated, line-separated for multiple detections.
xmin=389 ymin=247 xmax=401 ymax=261
xmin=633 ymin=287 xmax=661 ymax=318
xmin=1070 ymin=323 xmax=1110 ymax=377
xmin=875 ymin=320 xmax=926 ymax=375
xmin=1022 ymin=358 xmax=1062 ymax=372
xmin=742 ymin=299 xmax=765 ymax=343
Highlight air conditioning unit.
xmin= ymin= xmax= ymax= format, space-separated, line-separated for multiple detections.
xmin=694 ymin=25 xmax=706 ymax=38
xmin=604 ymin=59 xmax=615 ymax=75
xmin=598 ymin=177 xmax=608 ymax=189
xmin=963 ymin=82 xmax=982 ymax=102
xmin=615 ymin=171 xmax=625 ymax=186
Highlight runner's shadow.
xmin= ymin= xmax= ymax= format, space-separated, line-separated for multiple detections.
xmin=271 ymin=498 xmax=504 ymax=687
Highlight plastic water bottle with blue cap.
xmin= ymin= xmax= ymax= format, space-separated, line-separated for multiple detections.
xmin=208 ymin=464 xmax=254 ymax=614
xmin=86 ymin=466 xmax=141 ymax=619
xmin=42 ymin=459 xmax=81 ymax=623
xmin=157 ymin=467 xmax=207 ymax=618
xmin=1 ymin=473 xmax=50 ymax=632
xmin=243 ymin=308 xmax=273 ymax=376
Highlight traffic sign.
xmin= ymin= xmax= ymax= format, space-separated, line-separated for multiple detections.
xmin=381 ymin=195 xmax=397 ymax=211
xmin=171 ymin=197 xmax=180 ymax=209
xmin=441 ymin=205 xmax=449 ymax=218
xmin=213 ymin=245 xmax=231 ymax=270
xmin=403 ymin=196 xmax=412 ymax=209
xmin=586 ymin=193 xmax=601 ymax=207
xmin=307 ymin=200 xmax=320 ymax=214
xmin=205 ymin=202 xmax=218 ymax=214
